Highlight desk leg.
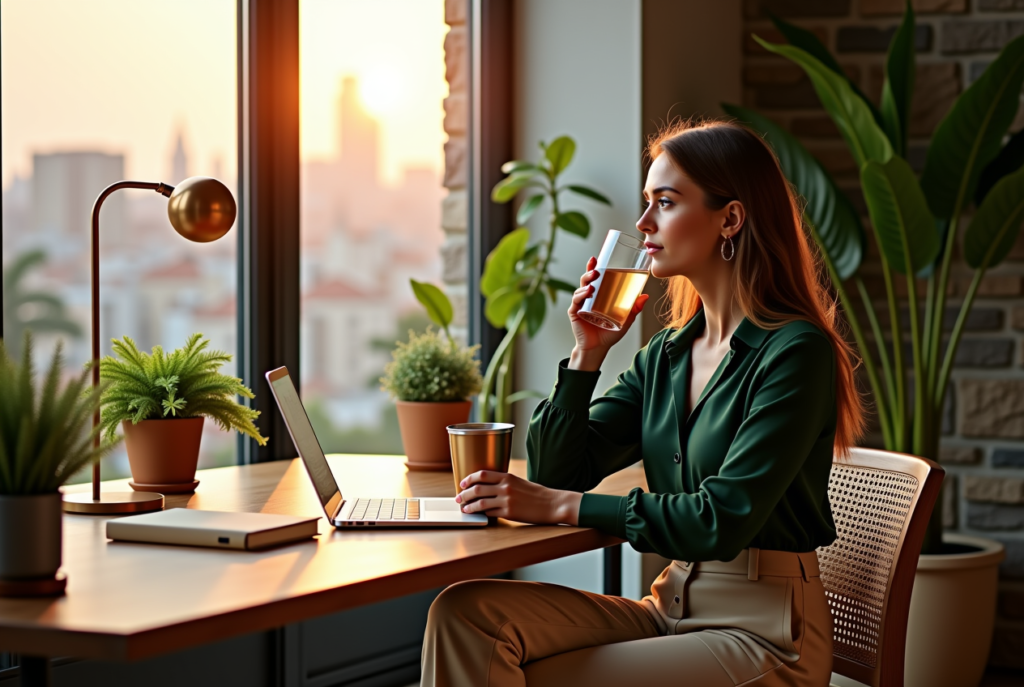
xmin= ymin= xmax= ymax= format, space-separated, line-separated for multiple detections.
xmin=603 ymin=544 xmax=622 ymax=597
xmin=20 ymin=656 xmax=51 ymax=687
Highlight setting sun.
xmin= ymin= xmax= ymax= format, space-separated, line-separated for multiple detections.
xmin=360 ymin=65 xmax=406 ymax=117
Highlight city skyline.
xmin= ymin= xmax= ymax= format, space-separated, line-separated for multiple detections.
xmin=1 ymin=0 xmax=448 ymax=189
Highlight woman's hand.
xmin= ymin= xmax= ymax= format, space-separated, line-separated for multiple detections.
xmin=455 ymin=470 xmax=582 ymax=525
xmin=568 ymin=256 xmax=650 ymax=371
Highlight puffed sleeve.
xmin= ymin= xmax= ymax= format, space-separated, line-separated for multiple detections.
xmin=526 ymin=336 xmax=655 ymax=493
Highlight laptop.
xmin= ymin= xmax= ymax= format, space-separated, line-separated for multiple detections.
xmin=266 ymin=367 xmax=488 ymax=528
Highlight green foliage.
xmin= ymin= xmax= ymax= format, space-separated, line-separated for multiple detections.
xmin=0 ymin=333 xmax=117 ymax=494
xmin=2 ymin=250 xmax=83 ymax=358
xmin=722 ymin=104 xmax=865 ymax=281
xmin=920 ymin=34 xmax=1024 ymax=220
xmin=755 ymin=36 xmax=893 ymax=167
xmin=99 ymin=334 xmax=267 ymax=446
xmin=860 ymin=156 xmax=939 ymax=275
xmin=879 ymin=2 xmax=916 ymax=156
xmin=736 ymin=5 xmax=1024 ymax=554
xmin=380 ymin=328 xmax=482 ymax=403
xmin=410 ymin=279 xmax=454 ymax=343
xmin=306 ymin=399 xmax=404 ymax=455
xmin=481 ymin=135 xmax=612 ymax=422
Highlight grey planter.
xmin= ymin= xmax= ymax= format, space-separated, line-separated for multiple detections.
xmin=0 ymin=492 xmax=63 ymax=580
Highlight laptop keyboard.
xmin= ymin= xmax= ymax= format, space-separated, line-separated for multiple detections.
xmin=350 ymin=498 xmax=420 ymax=521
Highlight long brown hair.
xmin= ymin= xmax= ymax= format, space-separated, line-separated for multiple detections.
xmin=649 ymin=119 xmax=865 ymax=457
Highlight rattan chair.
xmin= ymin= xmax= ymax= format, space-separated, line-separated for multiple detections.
xmin=821 ymin=446 xmax=944 ymax=687
xmin=523 ymin=447 xmax=943 ymax=687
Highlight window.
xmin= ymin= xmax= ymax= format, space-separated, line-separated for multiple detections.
xmin=1 ymin=0 xmax=239 ymax=479
xmin=298 ymin=0 xmax=455 ymax=454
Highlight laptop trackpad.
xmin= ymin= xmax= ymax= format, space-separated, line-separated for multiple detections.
xmin=424 ymin=499 xmax=462 ymax=511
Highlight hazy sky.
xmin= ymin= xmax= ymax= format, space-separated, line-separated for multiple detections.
xmin=2 ymin=0 xmax=447 ymax=189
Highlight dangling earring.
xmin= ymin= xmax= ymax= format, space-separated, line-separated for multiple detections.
xmin=721 ymin=234 xmax=735 ymax=261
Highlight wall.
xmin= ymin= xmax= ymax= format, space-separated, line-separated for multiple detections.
xmin=742 ymin=0 xmax=1024 ymax=672
xmin=511 ymin=0 xmax=644 ymax=596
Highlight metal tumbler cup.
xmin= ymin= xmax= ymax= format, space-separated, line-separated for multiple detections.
xmin=446 ymin=423 xmax=514 ymax=495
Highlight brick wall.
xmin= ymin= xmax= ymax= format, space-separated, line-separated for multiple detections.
xmin=442 ymin=0 xmax=469 ymax=344
xmin=743 ymin=0 xmax=1024 ymax=670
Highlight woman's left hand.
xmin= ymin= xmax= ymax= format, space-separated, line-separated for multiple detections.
xmin=455 ymin=471 xmax=582 ymax=525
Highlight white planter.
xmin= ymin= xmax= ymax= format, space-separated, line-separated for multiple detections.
xmin=905 ymin=533 xmax=1005 ymax=687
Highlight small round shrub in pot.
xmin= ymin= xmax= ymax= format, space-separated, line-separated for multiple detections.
xmin=381 ymin=327 xmax=482 ymax=471
xmin=0 ymin=334 xmax=117 ymax=596
xmin=99 ymin=333 xmax=267 ymax=493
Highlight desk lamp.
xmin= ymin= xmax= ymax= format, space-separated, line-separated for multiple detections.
xmin=63 ymin=177 xmax=236 ymax=514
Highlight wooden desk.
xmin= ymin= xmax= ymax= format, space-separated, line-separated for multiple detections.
xmin=0 ymin=455 xmax=645 ymax=664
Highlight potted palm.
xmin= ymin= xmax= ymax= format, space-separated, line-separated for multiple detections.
xmin=0 ymin=334 xmax=116 ymax=596
xmin=99 ymin=333 xmax=266 ymax=493
xmin=381 ymin=284 xmax=482 ymax=470
xmin=725 ymin=3 xmax=1020 ymax=683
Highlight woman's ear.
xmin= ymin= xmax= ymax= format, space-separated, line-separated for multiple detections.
xmin=721 ymin=200 xmax=746 ymax=237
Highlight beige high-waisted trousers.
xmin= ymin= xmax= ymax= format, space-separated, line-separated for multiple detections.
xmin=421 ymin=548 xmax=833 ymax=687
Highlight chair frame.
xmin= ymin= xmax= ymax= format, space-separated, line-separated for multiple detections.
xmin=822 ymin=447 xmax=944 ymax=687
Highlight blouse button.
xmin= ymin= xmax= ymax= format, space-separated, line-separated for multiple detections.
xmin=673 ymin=452 xmax=681 ymax=464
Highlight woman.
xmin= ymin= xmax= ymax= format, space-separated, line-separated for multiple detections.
xmin=421 ymin=119 xmax=866 ymax=687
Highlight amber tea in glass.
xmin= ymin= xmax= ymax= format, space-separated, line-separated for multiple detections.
xmin=577 ymin=230 xmax=652 ymax=331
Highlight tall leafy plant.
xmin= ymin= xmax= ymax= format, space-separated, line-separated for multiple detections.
xmin=410 ymin=137 xmax=611 ymax=423
xmin=481 ymin=136 xmax=611 ymax=422
xmin=725 ymin=1 xmax=1024 ymax=553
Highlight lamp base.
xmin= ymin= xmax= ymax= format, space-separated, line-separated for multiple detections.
xmin=63 ymin=491 xmax=164 ymax=514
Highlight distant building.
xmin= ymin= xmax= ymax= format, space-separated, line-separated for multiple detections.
xmin=170 ymin=128 xmax=189 ymax=184
xmin=302 ymin=277 xmax=392 ymax=396
xmin=32 ymin=151 xmax=125 ymax=245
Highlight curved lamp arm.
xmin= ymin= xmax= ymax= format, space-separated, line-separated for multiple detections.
xmin=89 ymin=181 xmax=176 ymax=500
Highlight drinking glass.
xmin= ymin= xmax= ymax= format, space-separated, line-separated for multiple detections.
xmin=577 ymin=230 xmax=652 ymax=331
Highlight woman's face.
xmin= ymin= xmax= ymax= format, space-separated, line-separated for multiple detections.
xmin=636 ymin=153 xmax=739 ymax=280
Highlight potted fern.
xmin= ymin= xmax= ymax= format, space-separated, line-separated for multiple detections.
xmin=99 ymin=333 xmax=266 ymax=493
xmin=0 ymin=334 xmax=115 ymax=596
xmin=724 ymin=3 xmax=1020 ymax=684
xmin=381 ymin=286 xmax=482 ymax=470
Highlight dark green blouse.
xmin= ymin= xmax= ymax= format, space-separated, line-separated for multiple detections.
xmin=526 ymin=307 xmax=838 ymax=562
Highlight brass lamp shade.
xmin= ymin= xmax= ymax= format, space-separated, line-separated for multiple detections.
xmin=167 ymin=176 xmax=237 ymax=243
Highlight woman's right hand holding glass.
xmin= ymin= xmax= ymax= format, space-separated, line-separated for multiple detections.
xmin=567 ymin=256 xmax=649 ymax=371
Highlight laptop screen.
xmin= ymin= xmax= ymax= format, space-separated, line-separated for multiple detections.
xmin=266 ymin=367 xmax=343 ymax=518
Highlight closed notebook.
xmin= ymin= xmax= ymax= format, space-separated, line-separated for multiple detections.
xmin=106 ymin=509 xmax=320 ymax=550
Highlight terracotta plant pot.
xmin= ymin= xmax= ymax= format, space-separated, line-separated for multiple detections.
xmin=395 ymin=400 xmax=472 ymax=471
xmin=122 ymin=417 xmax=205 ymax=492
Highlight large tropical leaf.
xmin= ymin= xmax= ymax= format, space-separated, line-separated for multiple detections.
xmin=480 ymin=228 xmax=530 ymax=297
xmin=880 ymin=1 xmax=916 ymax=156
xmin=861 ymin=156 xmax=939 ymax=274
xmin=920 ymin=35 xmax=1024 ymax=219
xmin=756 ymin=37 xmax=893 ymax=168
xmin=963 ymin=165 xmax=1024 ymax=270
xmin=723 ymin=103 xmax=865 ymax=280
xmin=975 ymin=127 xmax=1024 ymax=206
xmin=769 ymin=14 xmax=885 ymax=131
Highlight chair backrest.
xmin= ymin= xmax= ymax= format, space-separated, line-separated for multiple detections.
xmin=816 ymin=447 xmax=944 ymax=687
